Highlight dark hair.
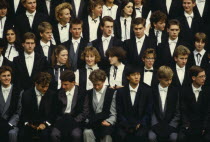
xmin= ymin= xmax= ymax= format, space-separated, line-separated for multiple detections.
xmin=34 ymin=72 xmax=52 ymax=85
xmin=126 ymin=64 xmax=141 ymax=76
xmin=60 ymin=70 xmax=75 ymax=82
xmin=142 ymin=48 xmax=156 ymax=59
xmin=167 ymin=19 xmax=180 ymax=29
xmin=70 ymin=18 xmax=83 ymax=28
xmin=0 ymin=66 xmax=12 ymax=75
xmin=182 ymin=0 xmax=195 ymax=3
xmin=173 ymin=45 xmax=190 ymax=57
xmin=100 ymin=16 xmax=114 ymax=27
xmin=120 ymin=0 xmax=135 ymax=18
xmin=150 ymin=10 xmax=167 ymax=28
xmin=0 ymin=0 xmax=8 ymax=9
xmin=89 ymin=69 xmax=107 ymax=83
xmin=194 ymin=32 xmax=207 ymax=43
xmin=22 ymin=32 xmax=36 ymax=43
xmin=88 ymin=0 xmax=104 ymax=15
xmin=105 ymin=47 xmax=126 ymax=62
xmin=189 ymin=66 xmax=205 ymax=78
xmin=132 ymin=17 xmax=146 ymax=28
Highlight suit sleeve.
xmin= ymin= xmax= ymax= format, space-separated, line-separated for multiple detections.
xmin=169 ymin=93 xmax=180 ymax=128
xmin=106 ymin=91 xmax=117 ymax=125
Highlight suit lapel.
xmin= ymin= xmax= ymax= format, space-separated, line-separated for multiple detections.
xmin=59 ymin=90 xmax=67 ymax=113
xmin=98 ymin=39 xmax=105 ymax=58
xmin=0 ymin=89 xmax=5 ymax=114
xmin=20 ymin=55 xmax=30 ymax=77
xmin=71 ymin=0 xmax=76 ymax=17
xmin=71 ymin=86 xmax=78 ymax=110
xmin=2 ymin=86 xmax=13 ymax=116
xmin=78 ymin=0 xmax=85 ymax=18
xmin=92 ymin=90 xmax=98 ymax=111
xmin=31 ymin=53 xmax=38 ymax=77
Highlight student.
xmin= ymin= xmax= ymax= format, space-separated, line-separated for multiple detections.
xmin=149 ymin=66 xmax=180 ymax=142
xmin=83 ymin=69 xmax=116 ymax=142
xmin=13 ymin=32 xmax=48 ymax=91
xmin=116 ymin=65 xmax=152 ymax=142
xmin=51 ymin=70 xmax=88 ymax=142
xmin=102 ymin=0 xmax=119 ymax=20
xmin=36 ymin=22 xmax=56 ymax=65
xmin=53 ymin=2 xmax=72 ymax=45
xmin=0 ymin=66 xmax=22 ymax=142
xmin=19 ymin=72 xmax=57 ymax=142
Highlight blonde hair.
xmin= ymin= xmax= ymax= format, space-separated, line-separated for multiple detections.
xmin=55 ymin=2 xmax=72 ymax=22
xmin=174 ymin=45 xmax=190 ymax=57
xmin=157 ymin=66 xmax=173 ymax=79
xmin=81 ymin=46 xmax=101 ymax=63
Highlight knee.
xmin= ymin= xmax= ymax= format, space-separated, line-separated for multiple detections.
xmin=83 ymin=129 xmax=94 ymax=137
xmin=169 ymin=133 xmax=178 ymax=142
xmin=71 ymin=128 xmax=82 ymax=139
xmin=8 ymin=129 xmax=18 ymax=137
xmin=51 ymin=128 xmax=60 ymax=139
xmin=148 ymin=131 xmax=157 ymax=142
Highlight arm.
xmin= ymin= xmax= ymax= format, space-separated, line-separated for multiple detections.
xmin=169 ymin=94 xmax=180 ymax=128
xmin=105 ymin=92 xmax=117 ymax=125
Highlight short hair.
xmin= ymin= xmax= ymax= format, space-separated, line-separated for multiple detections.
xmin=60 ymin=70 xmax=75 ymax=82
xmin=89 ymin=69 xmax=107 ymax=83
xmin=126 ymin=64 xmax=141 ymax=77
xmin=142 ymin=48 xmax=156 ymax=59
xmin=194 ymin=32 xmax=207 ymax=43
xmin=34 ymin=72 xmax=52 ymax=85
xmin=167 ymin=19 xmax=180 ymax=29
xmin=157 ymin=66 xmax=173 ymax=79
xmin=0 ymin=0 xmax=8 ymax=9
xmin=132 ymin=17 xmax=146 ymax=28
xmin=174 ymin=45 xmax=191 ymax=57
xmin=0 ymin=66 xmax=12 ymax=75
xmin=189 ymin=66 xmax=205 ymax=78
xmin=38 ymin=22 xmax=52 ymax=33
xmin=182 ymin=0 xmax=195 ymax=3
xmin=22 ymin=32 xmax=36 ymax=43
xmin=150 ymin=10 xmax=167 ymax=28
xmin=88 ymin=0 xmax=104 ymax=15
xmin=100 ymin=16 xmax=114 ymax=27
xmin=105 ymin=47 xmax=126 ymax=62
xmin=55 ymin=2 xmax=72 ymax=22
xmin=81 ymin=46 xmax=101 ymax=63
xmin=70 ymin=18 xmax=83 ymax=28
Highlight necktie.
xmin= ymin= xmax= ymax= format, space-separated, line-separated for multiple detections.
xmin=113 ymin=66 xmax=118 ymax=80
xmin=61 ymin=25 xmax=67 ymax=30
xmin=196 ymin=53 xmax=201 ymax=64
xmin=88 ymin=67 xmax=93 ymax=72
xmin=55 ymin=65 xmax=66 ymax=81
xmin=145 ymin=69 xmax=153 ymax=72
xmin=7 ymin=46 xmax=13 ymax=59
xmin=160 ymin=88 xmax=167 ymax=92
xmin=124 ymin=19 xmax=127 ymax=40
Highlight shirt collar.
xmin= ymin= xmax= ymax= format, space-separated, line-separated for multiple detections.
xmin=58 ymin=23 xmax=69 ymax=28
xmin=85 ymin=64 xmax=98 ymax=70
xmin=35 ymin=86 xmax=43 ymax=96
xmin=8 ymin=43 xmax=14 ymax=47
xmin=136 ymin=35 xmax=145 ymax=43
xmin=129 ymin=84 xmax=139 ymax=93
xmin=95 ymin=84 xmax=106 ymax=94
xmin=158 ymin=84 xmax=168 ymax=92
xmin=193 ymin=49 xmax=206 ymax=56
xmin=184 ymin=11 xmax=194 ymax=18
xmin=144 ymin=66 xmax=153 ymax=70
xmin=72 ymin=37 xmax=81 ymax=43
xmin=102 ymin=35 xmax=112 ymax=42
xmin=168 ymin=37 xmax=178 ymax=43
xmin=1 ymin=16 xmax=6 ymax=21
xmin=192 ymin=84 xmax=202 ymax=92
xmin=112 ymin=63 xmax=124 ymax=71
xmin=40 ymin=40 xmax=50 ymax=47
xmin=26 ymin=10 xmax=36 ymax=17
xmin=1 ymin=84 xmax=12 ymax=92
xmin=0 ymin=55 xmax=3 ymax=62
xmin=66 ymin=85 xmax=75 ymax=96
xmin=120 ymin=16 xmax=132 ymax=22
xmin=88 ymin=15 xmax=100 ymax=23
xmin=24 ymin=51 xmax=35 ymax=58
xmin=176 ymin=64 xmax=185 ymax=71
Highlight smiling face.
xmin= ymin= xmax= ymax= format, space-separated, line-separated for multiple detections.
xmin=85 ymin=52 xmax=96 ymax=67
xmin=143 ymin=53 xmax=155 ymax=69
xmin=0 ymin=71 xmax=11 ymax=88
xmin=182 ymin=0 xmax=195 ymax=14
xmin=59 ymin=8 xmax=71 ymax=24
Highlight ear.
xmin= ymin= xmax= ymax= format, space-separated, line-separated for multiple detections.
xmin=100 ymin=26 xmax=103 ymax=31
xmin=142 ymin=57 xmax=145 ymax=62
xmin=167 ymin=28 xmax=169 ymax=33
xmin=192 ymin=76 xmax=196 ymax=81
xmin=174 ymin=57 xmax=177 ymax=62
xmin=126 ymin=76 xmax=130 ymax=81
xmin=40 ymin=32 xmax=43 ymax=38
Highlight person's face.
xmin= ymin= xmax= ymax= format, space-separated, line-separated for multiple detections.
xmin=127 ymin=72 xmax=140 ymax=85
xmin=0 ymin=71 xmax=11 ymax=87
xmin=159 ymin=78 xmax=172 ymax=88
xmin=123 ymin=2 xmax=133 ymax=17
xmin=70 ymin=24 xmax=82 ymax=39
xmin=154 ymin=20 xmax=166 ymax=31
xmin=56 ymin=50 xmax=68 ymax=64
xmin=109 ymin=56 xmax=119 ymax=65
xmin=101 ymin=21 xmax=113 ymax=37
xmin=143 ymin=54 xmax=155 ymax=69
xmin=59 ymin=8 xmax=71 ymax=23
xmin=134 ymin=0 xmax=142 ymax=5
xmin=133 ymin=24 xmax=145 ymax=38
xmin=0 ymin=8 xmax=7 ymax=18
xmin=85 ymin=52 xmax=96 ymax=67
xmin=174 ymin=55 xmax=188 ymax=68
xmin=92 ymin=81 xmax=104 ymax=92
xmin=35 ymin=83 xmax=49 ymax=94
xmin=24 ymin=0 xmax=37 ymax=13
xmin=40 ymin=29 xmax=52 ymax=42
xmin=61 ymin=81 xmax=75 ymax=92
xmin=167 ymin=25 xmax=180 ymax=40
xmin=92 ymin=5 xmax=103 ymax=17
xmin=6 ymin=30 xmax=16 ymax=44
xmin=195 ymin=40 xmax=205 ymax=52
xmin=22 ymin=39 xmax=35 ymax=54
xmin=183 ymin=0 xmax=195 ymax=14
xmin=192 ymin=71 xmax=206 ymax=86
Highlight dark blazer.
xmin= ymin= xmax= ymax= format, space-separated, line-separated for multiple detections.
xmin=68 ymin=0 xmax=88 ymax=20
xmin=13 ymin=53 xmax=48 ymax=91
xmin=1 ymin=57 xmax=13 ymax=69
xmin=140 ymin=67 xmax=158 ymax=87
xmin=148 ymin=28 xmax=168 ymax=48
xmin=52 ymin=24 xmax=71 ymax=45
xmin=1 ymin=17 xmax=14 ymax=40
xmin=188 ymin=51 xmax=209 ymax=69
xmin=7 ymin=0 xmax=25 ymax=18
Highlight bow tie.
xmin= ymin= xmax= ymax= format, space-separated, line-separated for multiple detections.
xmin=26 ymin=13 xmax=33 ymax=17
xmin=136 ymin=39 xmax=142 ymax=43
xmin=102 ymin=37 xmax=109 ymax=42
xmin=169 ymin=41 xmax=176 ymax=44
xmin=25 ymin=55 xmax=33 ymax=59
xmin=130 ymin=89 xmax=137 ymax=93
xmin=145 ymin=69 xmax=153 ymax=72
xmin=61 ymin=25 xmax=67 ymax=30
xmin=194 ymin=88 xmax=201 ymax=93
xmin=92 ymin=19 xmax=97 ymax=23
xmin=187 ymin=15 xmax=193 ymax=19
xmin=54 ymin=65 xmax=66 ymax=70
xmin=88 ymin=67 xmax=93 ymax=71
xmin=2 ymin=87 xmax=10 ymax=92
xmin=42 ymin=43 xmax=50 ymax=47
xmin=135 ymin=7 xmax=142 ymax=12
xmin=198 ymin=0 xmax=205 ymax=3
xmin=107 ymin=8 xmax=112 ymax=10
xmin=72 ymin=40 xmax=79 ymax=44
xmin=160 ymin=87 xmax=167 ymax=92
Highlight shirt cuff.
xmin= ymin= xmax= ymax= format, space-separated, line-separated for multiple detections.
xmin=8 ymin=123 xmax=13 ymax=127
xmin=45 ymin=121 xmax=51 ymax=126
xmin=24 ymin=122 xmax=28 ymax=126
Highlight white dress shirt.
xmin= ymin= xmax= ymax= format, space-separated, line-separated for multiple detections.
xmin=102 ymin=5 xmax=118 ymax=20
xmin=45 ymin=0 xmax=51 ymax=15
xmin=192 ymin=84 xmax=202 ymax=102
xmin=120 ymin=16 xmax=132 ymax=41
xmin=184 ymin=12 xmax=194 ymax=28
xmin=159 ymin=84 xmax=168 ymax=111
xmin=40 ymin=40 xmax=50 ymax=59
xmin=5 ymin=44 xmax=19 ymax=62
xmin=24 ymin=51 xmax=35 ymax=76
xmin=0 ymin=55 xmax=3 ymax=67
xmin=109 ymin=63 xmax=125 ymax=87
xmin=95 ymin=85 xmax=106 ymax=102
xmin=72 ymin=37 xmax=81 ymax=53
xmin=196 ymin=0 xmax=205 ymax=17
xmin=176 ymin=64 xmax=185 ymax=85
xmin=154 ymin=29 xmax=162 ymax=45
xmin=74 ymin=0 xmax=81 ymax=17
xmin=193 ymin=49 xmax=206 ymax=66
xmin=26 ymin=10 xmax=36 ymax=28
xmin=0 ymin=16 xmax=6 ymax=38
xmin=35 ymin=87 xmax=43 ymax=108
xmin=65 ymin=86 xmax=75 ymax=113
xmin=129 ymin=84 xmax=139 ymax=106
xmin=168 ymin=37 xmax=178 ymax=56
xmin=136 ymin=35 xmax=145 ymax=55
xmin=88 ymin=16 xmax=100 ymax=42
xmin=1 ymin=85 xmax=12 ymax=102
xmin=102 ymin=35 xmax=112 ymax=56
xmin=143 ymin=67 xmax=153 ymax=86
xmin=58 ymin=23 xmax=70 ymax=43
xmin=135 ymin=6 xmax=143 ymax=18
xmin=14 ymin=0 xmax=20 ymax=12
xmin=166 ymin=0 xmax=172 ymax=14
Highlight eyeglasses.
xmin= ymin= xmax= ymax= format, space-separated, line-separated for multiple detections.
xmin=197 ymin=75 xmax=206 ymax=79
xmin=145 ymin=57 xmax=155 ymax=60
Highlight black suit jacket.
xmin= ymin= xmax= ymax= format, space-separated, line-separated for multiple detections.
xmin=1 ymin=17 xmax=14 ymax=40
xmin=68 ymin=0 xmax=88 ymax=20
xmin=188 ymin=51 xmax=209 ymax=69
xmin=7 ymin=0 xmax=25 ymax=18
xmin=2 ymin=57 xmax=13 ymax=69
xmin=140 ymin=68 xmax=158 ymax=87
xmin=52 ymin=24 xmax=71 ymax=45
xmin=148 ymin=28 xmax=167 ymax=48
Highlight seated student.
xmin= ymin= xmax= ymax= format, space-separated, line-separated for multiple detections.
xmin=140 ymin=48 xmax=158 ymax=87
xmin=35 ymin=22 xmax=56 ymax=65
xmin=124 ymin=17 xmax=155 ymax=67
xmin=63 ymin=18 xmax=88 ymax=71
xmin=83 ymin=69 xmax=116 ymax=142
xmin=13 ymin=32 xmax=48 ymax=91
xmin=0 ymin=40 xmax=13 ymax=68
xmin=48 ymin=45 xmax=70 ymax=91
xmin=179 ymin=66 xmax=210 ymax=142
xmin=102 ymin=0 xmax=119 ymax=20
xmin=116 ymin=65 xmax=152 ymax=142
xmin=149 ymin=10 xmax=167 ymax=46
xmin=92 ymin=16 xmax=122 ymax=70
xmin=171 ymin=45 xmax=191 ymax=90
xmin=82 ymin=0 xmax=103 ymax=42
xmin=149 ymin=66 xmax=180 ymax=142
xmin=0 ymin=66 xmax=22 ymax=142
xmin=106 ymin=46 xmax=127 ymax=89
xmin=53 ymin=2 xmax=72 ymax=45
xmin=19 ymin=72 xmax=57 ymax=142
xmin=188 ymin=32 xmax=209 ymax=69
xmin=51 ymin=70 xmax=88 ymax=142
xmin=3 ymin=27 xmax=22 ymax=62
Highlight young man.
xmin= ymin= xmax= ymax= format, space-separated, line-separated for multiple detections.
xmin=124 ymin=17 xmax=155 ymax=67
xmin=51 ymin=70 xmax=88 ymax=142
xmin=179 ymin=66 xmax=210 ymax=142
xmin=63 ymin=18 xmax=88 ymax=71
xmin=83 ymin=69 xmax=116 ymax=142
xmin=0 ymin=66 xmax=21 ymax=142
xmin=92 ymin=16 xmax=122 ymax=70
xmin=13 ymin=32 xmax=48 ymax=91
xmin=149 ymin=66 xmax=180 ymax=142
xmin=19 ymin=72 xmax=56 ymax=142
xmin=116 ymin=65 xmax=152 ymax=142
